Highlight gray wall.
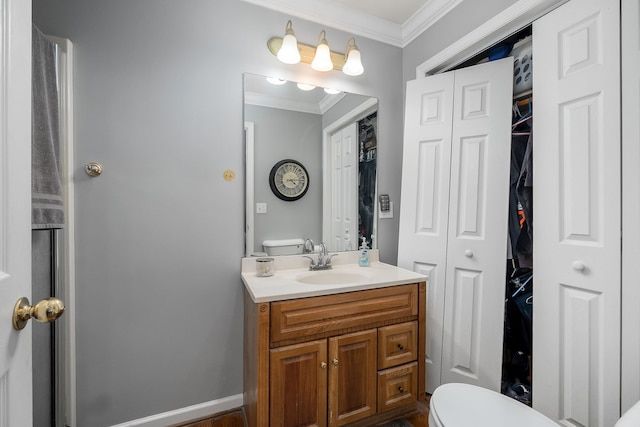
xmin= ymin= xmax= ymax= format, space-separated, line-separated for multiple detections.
xmin=32 ymin=0 xmax=404 ymax=425
xmin=402 ymin=0 xmax=520 ymax=83
xmin=246 ymin=105 xmax=323 ymax=252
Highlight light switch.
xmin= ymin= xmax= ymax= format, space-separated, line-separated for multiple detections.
xmin=256 ymin=203 xmax=267 ymax=214
xmin=379 ymin=201 xmax=393 ymax=219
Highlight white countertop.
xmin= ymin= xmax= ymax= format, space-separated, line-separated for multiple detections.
xmin=241 ymin=250 xmax=427 ymax=303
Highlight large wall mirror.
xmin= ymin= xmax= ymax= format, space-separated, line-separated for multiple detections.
xmin=244 ymin=73 xmax=378 ymax=257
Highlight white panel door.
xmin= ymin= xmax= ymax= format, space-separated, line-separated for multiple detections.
xmin=329 ymin=123 xmax=358 ymax=251
xmin=621 ymin=0 xmax=640 ymax=414
xmin=533 ymin=0 xmax=621 ymax=425
xmin=440 ymin=58 xmax=513 ymax=390
xmin=0 ymin=0 xmax=33 ymax=425
xmin=398 ymin=58 xmax=512 ymax=393
xmin=398 ymin=71 xmax=455 ymax=393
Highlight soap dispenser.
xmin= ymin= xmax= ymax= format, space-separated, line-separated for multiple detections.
xmin=359 ymin=237 xmax=369 ymax=267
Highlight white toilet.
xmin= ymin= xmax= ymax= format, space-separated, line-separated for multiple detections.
xmin=262 ymin=238 xmax=305 ymax=256
xmin=428 ymin=383 xmax=558 ymax=427
xmin=429 ymin=383 xmax=640 ymax=426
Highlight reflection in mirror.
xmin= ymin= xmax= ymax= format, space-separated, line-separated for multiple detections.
xmin=244 ymin=73 xmax=378 ymax=257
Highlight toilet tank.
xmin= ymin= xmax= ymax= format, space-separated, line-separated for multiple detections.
xmin=262 ymin=238 xmax=305 ymax=256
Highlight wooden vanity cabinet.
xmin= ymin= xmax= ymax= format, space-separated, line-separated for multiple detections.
xmin=244 ymin=282 xmax=427 ymax=427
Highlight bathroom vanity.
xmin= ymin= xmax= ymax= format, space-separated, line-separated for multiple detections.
xmin=242 ymin=251 xmax=427 ymax=427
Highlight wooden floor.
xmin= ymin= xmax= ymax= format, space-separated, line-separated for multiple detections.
xmin=174 ymin=397 xmax=430 ymax=427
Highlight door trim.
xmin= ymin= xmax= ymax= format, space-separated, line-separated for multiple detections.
xmin=415 ymin=0 xmax=568 ymax=77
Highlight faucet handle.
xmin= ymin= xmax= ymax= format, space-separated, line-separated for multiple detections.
xmin=325 ymin=253 xmax=338 ymax=265
xmin=304 ymin=238 xmax=314 ymax=253
xmin=302 ymin=255 xmax=317 ymax=267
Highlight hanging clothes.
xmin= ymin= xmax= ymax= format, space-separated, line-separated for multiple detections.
xmin=508 ymin=102 xmax=533 ymax=267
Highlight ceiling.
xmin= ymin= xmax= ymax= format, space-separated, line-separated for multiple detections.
xmin=241 ymin=0 xmax=464 ymax=47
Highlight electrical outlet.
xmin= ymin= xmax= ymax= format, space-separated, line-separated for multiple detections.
xmin=256 ymin=203 xmax=267 ymax=214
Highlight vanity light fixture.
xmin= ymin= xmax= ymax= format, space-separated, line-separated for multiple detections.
xmin=324 ymin=88 xmax=341 ymax=95
xmin=267 ymin=20 xmax=364 ymax=75
xmin=311 ymin=30 xmax=333 ymax=72
xmin=276 ymin=20 xmax=301 ymax=64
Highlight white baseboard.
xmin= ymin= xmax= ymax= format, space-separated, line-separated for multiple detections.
xmin=110 ymin=394 xmax=244 ymax=427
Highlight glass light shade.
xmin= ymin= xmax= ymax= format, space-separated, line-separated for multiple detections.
xmin=296 ymin=83 xmax=316 ymax=91
xmin=266 ymin=76 xmax=287 ymax=85
xmin=277 ymin=33 xmax=301 ymax=64
xmin=311 ymin=37 xmax=334 ymax=72
xmin=343 ymin=48 xmax=364 ymax=76
xmin=324 ymin=88 xmax=341 ymax=95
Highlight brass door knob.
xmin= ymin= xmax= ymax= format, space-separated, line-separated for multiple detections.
xmin=12 ymin=297 xmax=65 ymax=331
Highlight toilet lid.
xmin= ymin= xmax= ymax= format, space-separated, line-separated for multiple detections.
xmin=430 ymin=383 xmax=559 ymax=427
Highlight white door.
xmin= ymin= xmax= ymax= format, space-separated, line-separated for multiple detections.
xmin=439 ymin=59 xmax=513 ymax=390
xmin=329 ymin=123 xmax=358 ymax=251
xmin=0 ymin=0 xmax=34 ymax=425
xmin=621 ymin=0 xmax=640 ymax=414
xmin=533 ymin=0 xmax=621 ymax=425
xmin=398 ymin=58 xmax=513 ymax=393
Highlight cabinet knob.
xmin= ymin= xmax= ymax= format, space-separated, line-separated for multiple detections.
xmin=320 ymin=362 xmax=327 ymax=369
xmin=572 ymin=260 xmax=586 ymax=272
xmin=332 ymin=358 xmax=339 ymax=366
xmin=465 ymin=249 xmax=474 ymax=258
xmin=398 ymin=386 xmax=405 ymax=393
xmin=397 ymin=343 xmax=405 ymax=350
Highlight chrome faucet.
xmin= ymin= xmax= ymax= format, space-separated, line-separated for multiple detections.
xmin=303 ymin=242 xmax=337 ymax=270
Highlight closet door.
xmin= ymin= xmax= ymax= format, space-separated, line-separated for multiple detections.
xmin=398 ymin=58 xmax=512 ymax=393
xmin=439 ymin=59 xmax=512 ymax=391
xmin=398 ymin=71 xmax=455 ymax=393
xmin=622 ymin=0 xmax=640 ymax=414
xmin=329 ymin=123 xmax=358 ymax=251
xmin=533 ymin=0 xmax=621 ymax=425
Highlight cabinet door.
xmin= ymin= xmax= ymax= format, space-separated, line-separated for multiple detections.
xmin=328 ymin=329 xmax=377 ymax=427
xmin=270 ymin=340 xmax=328 ymax=427
xmin=533 ymin=0 xmax=621 ymax=425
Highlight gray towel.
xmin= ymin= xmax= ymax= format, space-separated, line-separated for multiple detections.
xmin=32 ymin=25 xmax=64 ymax=229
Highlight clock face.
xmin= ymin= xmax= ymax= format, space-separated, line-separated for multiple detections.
xmin=269 ymin=159 xmax=309 ymax=201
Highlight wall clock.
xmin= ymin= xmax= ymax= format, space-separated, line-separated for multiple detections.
xmin=269 ymin=159 xmax=309 ymax=201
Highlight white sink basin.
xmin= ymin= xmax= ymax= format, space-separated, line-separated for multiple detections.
xmin=295 ymin=270 xmax=370 ymax=285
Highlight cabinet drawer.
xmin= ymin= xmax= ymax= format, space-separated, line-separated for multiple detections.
xmin=378 ymin=321 xmax=417 ymax=369
xmin=377 ymin=362 xmax=418 ymax=413
xmin=271 ymin=284 xmax=418 ymax=345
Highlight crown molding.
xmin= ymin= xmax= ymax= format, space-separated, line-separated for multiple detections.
xmin=241 ymin=0 xmax=461 ymax=47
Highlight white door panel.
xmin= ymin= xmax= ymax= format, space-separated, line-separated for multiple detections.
xmin=399 ymin=72 xmax=455 ymax=393
xmin=330 ymin=124 xmax=358 ymax=251
xmin=441 ymin=59 xmax=512 ymax=390
xmin=622 ymin=0 xmax=640 ymax=414
xmin=0 ymin=0 xmax=33 ymax=424
xmin=533 ymin=0 xmax=621 ymax=425
xmin=399 ymin=58 xmax=512 ymax=393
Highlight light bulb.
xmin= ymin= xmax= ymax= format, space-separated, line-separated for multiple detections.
xmin=276 ymin=20 xmax=301 ymax=65
xmin=311 ymin=30 xmax=333 ymax=72
xmin=297 ymin=83 xmax=316 ymax=91
xmin=343 ymin=38 xmax=364 ymax=76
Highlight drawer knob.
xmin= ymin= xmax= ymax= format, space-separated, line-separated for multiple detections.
xmin=332 ymin=358 xmax=339 ymax=366
xmin=321 ymin=362 xmax=327 ymax=369
xmin=398 ymin=386 xmax=405 ymax=393
xmin=397 ymin=343 xmax=405 ymax=350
